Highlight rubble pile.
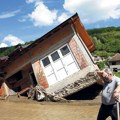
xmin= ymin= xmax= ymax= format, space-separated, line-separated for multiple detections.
xmin=27 ymin=85 xmax=67 ymax=102
xmin=53 ymin=72 xmax=99 ymax=98
xmin=0 ymin=72 xmax=100 ymax=102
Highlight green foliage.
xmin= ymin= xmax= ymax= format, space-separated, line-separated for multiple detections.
xmin=0 ymin=47 xmax=8 ymax=53
xmin=94 ymin=51 xmax=114 ymax=57
xmin=114 ymin=72 xmax=120 ymax=77
xmin=0 ymin=46 xmax=15 ymax=57
xmin=88 ymin=27 xmax=120 ymax=57
xmin=96 ymin=61 xmax=105 ymax=70
xmin=0 ymin=41 xmax=33 ymax=57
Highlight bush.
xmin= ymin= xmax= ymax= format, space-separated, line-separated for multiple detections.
xmin=96 ymin=61 xmax=105 ymax=70
xmin=114 ymin=72 xmax=120 ymax=77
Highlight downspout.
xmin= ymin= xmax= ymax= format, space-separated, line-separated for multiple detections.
xmin=71 ymin=18 xmax=95 ymax=64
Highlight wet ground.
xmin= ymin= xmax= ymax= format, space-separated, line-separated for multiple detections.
xmin=0 ymin=95 xmax=111 ymax=120
xmin=0 ymin=100 xmax=97 ymax=120
xmin=0 ymin=84 xmax=111 ymax=120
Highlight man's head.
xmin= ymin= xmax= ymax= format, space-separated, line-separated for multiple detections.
xmin=104 ymin=68 xmax=113 ymax=76
xmin=97 ymin=68 xmax=113 ymax=82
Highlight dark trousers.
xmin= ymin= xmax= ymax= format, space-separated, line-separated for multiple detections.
xmin=97 ymin=103 xmax=118 ymax=120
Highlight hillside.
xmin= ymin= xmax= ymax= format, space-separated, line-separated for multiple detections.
xmin=0 ymin=41 xmax=33 ymax=57
xmin=87 ymin=26 xmax=120 ymax=57
xmin=0 ymin=27 xmax=120 ymax=58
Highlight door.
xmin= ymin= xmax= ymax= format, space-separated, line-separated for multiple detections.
xmin=41 ymin=44 xmax=79 ymax=86
xmin=41 ymin=57 xmax=57 ymax=86
xmin=60 ymin=45 xmax=79 ymax=75
xmin=50 ymin=51 xmax=68 ymax=81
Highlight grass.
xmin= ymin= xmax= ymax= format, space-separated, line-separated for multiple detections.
xmin=114 ymin=72 xmax=120 ymax=77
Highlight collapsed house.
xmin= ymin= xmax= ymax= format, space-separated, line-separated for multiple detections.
xmin=0 ymin=13 xmax=99 ymax=98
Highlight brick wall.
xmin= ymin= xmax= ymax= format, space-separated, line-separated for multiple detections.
xmin=32 ymin=60 xmax=48 ymax=88
xmin=69 ymin=38 xmax=88 ymax=69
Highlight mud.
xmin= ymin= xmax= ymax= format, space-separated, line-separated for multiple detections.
xmin=0 ymin=83 xmax=112 ymax=120
xmin=0 ymin=96 xmax=111 ymax=120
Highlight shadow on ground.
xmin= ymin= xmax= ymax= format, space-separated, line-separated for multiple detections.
xmin=66 ymin=83 xmax=103 ymax=100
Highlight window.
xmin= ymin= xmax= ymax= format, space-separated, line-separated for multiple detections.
xmin=51 ymin=51 xmax=60 ymax=61
xmin=10 ymin=71 xmax=22 ymax=81
xmin=60 ymin=45 xmax=70 ymax=56
xmin=15 ymin=71 xmax=23 ymax=81
xmin=6 ymin=71 xmax=23 ymax=84
xmin=42 ymin=57 xmax=50 ymax=67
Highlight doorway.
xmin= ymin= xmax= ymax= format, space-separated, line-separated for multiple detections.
xmin=41 ymin=44 xmax=79 ymax=86
xmin=30 ymin=72 xmax=37 ymax=87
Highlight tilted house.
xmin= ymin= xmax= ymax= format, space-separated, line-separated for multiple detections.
xmin=0 ymin=13 xmax=98 ymax=97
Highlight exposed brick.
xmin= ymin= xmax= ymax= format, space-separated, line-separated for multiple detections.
xmin=69 ymin=38 xmax=88 ymax=69
xmin=33 ymin=61 xmax=49 ymax=88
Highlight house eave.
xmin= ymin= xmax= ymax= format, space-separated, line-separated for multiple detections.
xmin=1 ymin=13 xmax=95 ymax=68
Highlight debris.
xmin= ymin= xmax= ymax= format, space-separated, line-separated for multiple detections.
xmin=0 ymin=95 xmax=9 ymax=100
xmin=17 ymin=87 xmax=31 ymax=98
xmin=52 ymin=72 xmax=100 ymax=98
xmin=27 ymin=85 xmax=68 ymax=102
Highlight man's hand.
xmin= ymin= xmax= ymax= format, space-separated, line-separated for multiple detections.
xmin=112 ymin=92 xmax=120 ymax=102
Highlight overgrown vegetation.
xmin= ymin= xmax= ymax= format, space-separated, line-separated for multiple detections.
xmin=0 ymin=46 xmax=15 ymax=57
xmin=87 ymin=26 xmax=120 ymax=57
xmin=87 ymin=26 xmax=120 ymax=69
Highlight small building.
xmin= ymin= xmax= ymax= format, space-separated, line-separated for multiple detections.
xmin=109 ymin=53 xmax=120 ymax=72
xmin=0 ymin=13 xmax=98 ymax=97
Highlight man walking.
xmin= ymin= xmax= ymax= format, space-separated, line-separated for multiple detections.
xmin=97 ymin=68 xmax=120 ymax=120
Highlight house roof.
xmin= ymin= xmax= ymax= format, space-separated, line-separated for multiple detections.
xmin=0 ymin=56 xmax=8 ymax=66
xmin=109 ymin=53 xmax=120 ymax=62
xmin=0 ymin=13 xmax=95 ymax=68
